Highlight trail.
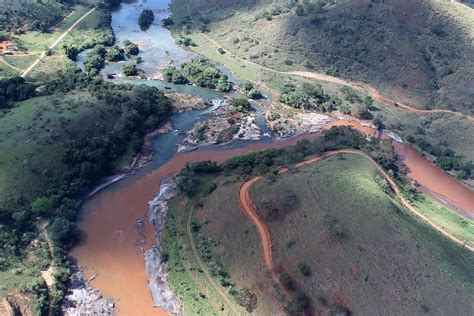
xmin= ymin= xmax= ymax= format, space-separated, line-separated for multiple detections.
xmin=21 ymin=7 xmax=96 ymax=78
xmin=186 ymin=207 xmax=242 ymax=315
xmin=0 ymin=57 xmax=22 ymax=72
xmin=238 ymin=150 xmax=473 ymax=276
xmin=186 ymin=5 xmax=473 ymax=122
xmin=39 ymin=223 xmax=55 ymax=316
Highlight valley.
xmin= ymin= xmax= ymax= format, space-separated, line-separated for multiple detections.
xmin=0 ymin=0 xmax=472 ymax=315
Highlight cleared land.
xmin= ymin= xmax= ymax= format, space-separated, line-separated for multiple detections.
xmin=172 ymin=0 xmax=474 ymax=114
xmin=166 ymin=154 xmax=474 ymax=314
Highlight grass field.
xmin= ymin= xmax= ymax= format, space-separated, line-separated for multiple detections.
xmin=172 ymin=0 xmax=474 ymax=114
xmin=169 ymin=16 xmax=474 ymax=166
xmin=12 ymin=4 xmax=93 ymax=53
xmin=167 ymin=154 xmax=474 ymax=314
xmin=0 ymin=91 xmax=118 ymax=213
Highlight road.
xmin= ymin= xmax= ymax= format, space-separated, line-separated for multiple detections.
xmin=186 ymin=206 xmax=243 ymax=315
xmin=187 ymin=4 xmax=473 ymax=122
xmin=238 ymin=150 xmax=473 ymax=275
xmin=21 ymin=7 xmax=96 ymax=78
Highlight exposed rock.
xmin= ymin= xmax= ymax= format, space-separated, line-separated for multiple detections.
xmin=185 ymin=101 xmax=261 ymax=145
xmin=165 ymin=92 xmax=211 ymax=112
xmin=269 ymin=111 xmax=333 ymax=138
xmin=62 ymin=266 xmax=114 ymax=316
xmin=145 ymin=180 xmax=181 ymax=314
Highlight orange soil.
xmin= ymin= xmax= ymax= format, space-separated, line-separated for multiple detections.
xmin=238 ymin=150 xmax=473 ymax=279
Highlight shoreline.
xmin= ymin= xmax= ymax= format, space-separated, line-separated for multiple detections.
xmin=144 ymin=179 xmax=181 ymax=314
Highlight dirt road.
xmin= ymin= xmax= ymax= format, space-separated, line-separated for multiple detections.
xmin=186 ymin=5 xmax=473 ymax=122
xmin=238 ymin=149 xmax=473 ymax=274
xmin=21 ymin=7 xmax=96 ymax=78
xmin=0 ymin=57 xmax=22 ymax=72
xmin=186 ymin=207 xmax=242 ymax=315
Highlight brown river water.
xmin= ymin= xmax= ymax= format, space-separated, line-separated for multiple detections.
xmin=72 ymin=121 xmax=472 ymax=315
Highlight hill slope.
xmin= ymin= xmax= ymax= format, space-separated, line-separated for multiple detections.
xmin=172 ymin=0 xmax=474 ymax=114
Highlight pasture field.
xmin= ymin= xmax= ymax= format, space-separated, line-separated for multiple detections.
xmin=172 ymin=0 xmax=474 ymax=114
xmin=12 ymin=4 xmax=93 ymax=53
xmin=166 ymin=154 xmax=474 ymax=314
xmin=0 ymin=91 xmax=118 ymax=212
xmin=171 ymin=22 xmax=474 ymax=166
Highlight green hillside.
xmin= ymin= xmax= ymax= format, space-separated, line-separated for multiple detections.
xmin=0 ymin=0 xmax=98 ymax=32
xmin=171 ymin=0 xmax=474 ymax=114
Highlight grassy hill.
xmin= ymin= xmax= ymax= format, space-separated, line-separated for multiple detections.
xmin=171 ymin=0 xmax=474 ymax=114
xmin=166 ymin=153 xmax=474 ymax=314
xmin=0 ymin=0 xmax=98 ymax=32
xmin=0 ymin=76 xmax=173 ymax=313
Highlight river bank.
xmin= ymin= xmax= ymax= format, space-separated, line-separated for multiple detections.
xmin=145 ymin=179 xmax=180 ymax=313
xmin=70 ymin=0 xmax=473 ymax=314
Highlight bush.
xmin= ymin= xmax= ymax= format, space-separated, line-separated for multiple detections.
xmin=240 ymin=82 xmax=262 ymax=99
xmin=138 ymin=9 xmax=155 ymax=30
xmin=298 ymin=263 xmax=311 ymax=277
xmin=106 ymin=45 xmax=125 ymax=61
xmin=231 ymin=98 xmax=251 ymax=112
xmin=123 ymin=40 xmax=139 ymax=56
xmin=121 ymin=63 xmax=139 ymax=76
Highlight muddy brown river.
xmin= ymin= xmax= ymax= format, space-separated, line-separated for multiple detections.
xmin=71 ymin=0 xmax=472 ymax=313
xmin=73 ymin=122 xmax=473 ymax=314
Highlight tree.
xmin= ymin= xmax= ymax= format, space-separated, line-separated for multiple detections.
xmin=123 ymin=40 xmax=139 ymax=56
xmin=373 ymin=115 xmax=384 ymax=130
xmin=138 ymin=9 xmax=155 ymax=30
xmin=231 ymin=98 xmax=251 ymax=112
xmin=62 ymin=44 xmax=79 ymax=60
xmin=106 ymin=45 xmax=125 ymax=61
xmin=353 ymin=103 xmax=372 ymax=119
xmin=240 ymin=82 xmax=262 ymax=99
xmin=363 ymin=95 xmax=373 ymax=107
xmin=49 ymin=217 xmax=78 ymax=249
xmin=121 ymin=63 xmax=139 ymax=76
xmin=31 ymin=196 xmax=58 ymax=216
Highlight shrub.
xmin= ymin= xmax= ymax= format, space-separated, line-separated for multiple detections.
xmin=123 ymin=40 xmax=139 ymax=56
xmin=138 ymin=9 xmax=155 ymax=30
xmin=298 ymin=263 xmax=311 ymax=277
xmin=121 ymin=63 xmax=139 ymax=76
xmin=231 ymin=98 xmax=251 ymax=112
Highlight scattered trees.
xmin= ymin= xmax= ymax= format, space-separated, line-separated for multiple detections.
xmin=163 ymin=58 xmax=232 ymax=92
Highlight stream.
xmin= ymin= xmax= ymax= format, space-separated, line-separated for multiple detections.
xmin=71 ymin=0 xmax=473 ymax=315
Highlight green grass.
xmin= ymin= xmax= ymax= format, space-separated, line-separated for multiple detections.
xmin=2 ymin=55 xmax=38 ymax=71
xmin=13 ymin=4 xmax=92 ymax=53
xmin=169 ymin=154 xmax=473 ymax=314
xmin=0 ymin=59 xmax=20 ymax=77
xmin=413 ymin=195 xmax=474 ymax=245
xmin=171 ymin=29 xmax=474 ymax=165
xmin=250 ymin=154 xmax=473 ymax=314
xmin=0 ymin=91 xmax=119 ymax=209
xmin=172 ymin=0 xmax=474 ymax=114
xmin=163 ymin=199 xmax=231 ymax=315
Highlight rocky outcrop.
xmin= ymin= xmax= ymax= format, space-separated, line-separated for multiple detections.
xmin=145 ymin=180 xmax=181 ymax=314
xmin=62 ymin=266 xmax=114 ymax=316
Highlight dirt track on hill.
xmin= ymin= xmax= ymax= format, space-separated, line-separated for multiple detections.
xmin=186 ymin=5 xmax=473 ymax=122
xmin=238 ymin=149 xmax=474 ymax=275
